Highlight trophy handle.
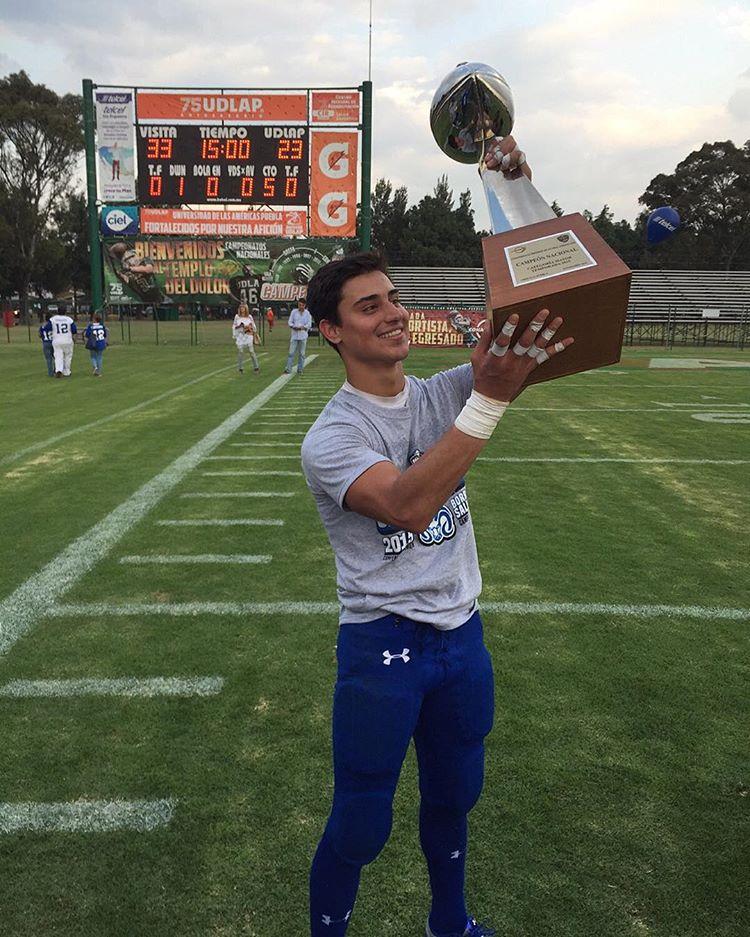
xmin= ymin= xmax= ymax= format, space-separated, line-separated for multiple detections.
xmin=480 ymin=165 xmax=557 ymax=234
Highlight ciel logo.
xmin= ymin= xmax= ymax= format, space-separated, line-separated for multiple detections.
xmin=105 ymin=210 xmax=133 ymax=233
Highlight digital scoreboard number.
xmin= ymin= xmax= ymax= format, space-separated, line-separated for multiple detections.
xmin=136 ymin=124 xmax=309 ymax=206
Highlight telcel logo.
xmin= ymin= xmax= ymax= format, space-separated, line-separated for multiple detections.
xmin=105 ymin=210 xmax=133 ymax=233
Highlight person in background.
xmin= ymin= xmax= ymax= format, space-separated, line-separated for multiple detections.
xmin=49 ymin=310 xmax=78 ymax=378
xmin=266 ymin=307 xmax=275 ymax=331
xmin=84 ymin=314 xmax=108 ymax=376
xmin=233 ymin=302 xmax=260 ymax=374
xmin=39 ymin=314 xmax=55 ymax=377
xmin=284 ymin=297 xmax=313 ymax=376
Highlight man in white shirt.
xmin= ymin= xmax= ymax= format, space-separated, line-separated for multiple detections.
xmin=49 ymin=312 xmax=78 ymax=377
xmin=284 ymin=298 xmax=313 ymax=375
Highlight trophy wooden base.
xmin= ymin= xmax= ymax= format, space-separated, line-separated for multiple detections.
xmin=482 ymin=212 xmax=632 ymax=385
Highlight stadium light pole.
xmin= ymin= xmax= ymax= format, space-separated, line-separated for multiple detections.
xmin=82 ymin=79 xmax=104 ymax=312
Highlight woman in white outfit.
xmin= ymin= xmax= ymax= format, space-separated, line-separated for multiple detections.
xmin=232 ymin=303 xmax=260 ymax=374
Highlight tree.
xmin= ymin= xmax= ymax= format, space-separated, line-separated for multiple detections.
xmin=399 ymin=176 xmax=484 ymax=266
xmin=53 ymin=191 xmax=90 ymax=310
xmin=639 ymin=140 xmax=750 ymax=270
xmin=584 ymin=204 xmax=644 ymax=269
xmin=0 ymin=71 xmax=83 ymax=314
xmin=370 ymin=177 xmax=409 ymax=263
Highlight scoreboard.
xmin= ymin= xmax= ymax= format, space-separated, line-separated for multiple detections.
xmin=136 ymin=125 xmax=309 ymax=206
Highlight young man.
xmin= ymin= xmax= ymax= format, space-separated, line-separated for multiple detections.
xmin=300 ymin=137 xmax=574 ymax=937
xmin=49 ymin=310 xmax=78 ymax=377
xmin=284 ymin=298 xmax=313 ymax=375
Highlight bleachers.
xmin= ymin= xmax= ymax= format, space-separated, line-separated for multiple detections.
xmin=389 ymin=267 xmax=750 ymax=347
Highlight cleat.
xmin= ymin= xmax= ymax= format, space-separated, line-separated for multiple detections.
xmin=426 ymin=917 xmax=496 ymax=937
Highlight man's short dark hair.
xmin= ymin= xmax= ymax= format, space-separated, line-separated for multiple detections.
xmin=306 ymin=252 xmax=388 ymax=330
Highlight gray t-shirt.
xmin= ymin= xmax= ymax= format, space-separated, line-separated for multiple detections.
xmin=301 ymin=363 xmax=480 ymax=629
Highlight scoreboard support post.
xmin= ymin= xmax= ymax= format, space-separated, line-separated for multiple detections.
xmin=360 ymin=80 xmax=373 ymax=251
xmin=82 ymin=79 xmax=104 ymax=313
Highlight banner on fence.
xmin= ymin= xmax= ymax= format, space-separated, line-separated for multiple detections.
xmin=407 ymin=308 xmax=487 ymax=348
xmin=102 ymin=237 xmax=347 ymax=306
xmin=140 ymin=208 xmax=307 ymax=237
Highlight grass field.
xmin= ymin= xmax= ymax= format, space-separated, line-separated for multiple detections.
xmin=0 ymin=327 xmax=748 ymax=937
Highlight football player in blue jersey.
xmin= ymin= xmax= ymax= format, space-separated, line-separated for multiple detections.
xmin=83 ymin=314 xmax=108 ymax=376
xmin=39 ymin=315 xmax=54 ymax=377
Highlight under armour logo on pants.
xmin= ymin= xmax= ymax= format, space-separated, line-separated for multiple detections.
xmin=382 ymin=648 xmax=410 ymax=665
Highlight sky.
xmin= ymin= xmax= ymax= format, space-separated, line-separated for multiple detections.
xmin=1 ymin=0 xmax=749 ymax=230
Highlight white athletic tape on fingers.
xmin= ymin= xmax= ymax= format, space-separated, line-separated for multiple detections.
xmin=500 ymin=320 xmax=516 ymax=336
xmin=455 ymin=390 xmax=509 ymax=439
xmin=541 ymin=327 xmax=556 ymax=341
xmin=513 ymin=342 xmax=531 ymax=356
xmin=490 ymin=343 xmax=509 ymax=358
xmin=555 ymin=341 xmax=565 ymax=352
xmin=536 ymin=350 xmax=550 ymax=364
xmin=518 ymin=152 xmax=526 ymax=166
xmin=526 ymin=345 xmax=543 ymax=358
xmin=529 ymin=321 xmax=543 ymax=333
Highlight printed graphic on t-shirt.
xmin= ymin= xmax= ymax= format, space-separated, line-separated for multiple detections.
xmin=375 ymin=446 xmax=469 ymax=559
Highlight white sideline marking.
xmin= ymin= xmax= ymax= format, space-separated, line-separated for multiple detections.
xmin=692 ymin=412 xmax=750 ymax=424
xmin=649 ymin=357 xmax=750 ymax=369
xmin=0 ymin=677 xmax=224 ymax=697
xmin=205 ymin=455 xmax=301 ymax=461
xmin=202 ymin=471 xmax=303 ymax=477
xmin=478 ymin=457 xmax=749 ymax=465
xmin=1 ymin=365 xmax=235 ymax=467
xmin=653 ymin=402 xmax=749 ymax=408
xmin=242 ymin=431 xmax=305 ymax=436
xmin=120 ymin=554 xmax=272 ymax=565
xmin=0 ymin=799 xmax=175 ymax=834
xmin=508 ymin=407 xmax=749 ymax=413
xmin=229 ymin=442 xmax=300 ymax=447
xmin=252 ymin=421 xmax=312 ymax=427
xmin=179 ymin=491 xmax=295 ymax=498
xmin=156 ymin=519 xmax=284 ymax=527
xmin=0 ymin=363 xmax=312 ymax=657
xmin=49 ymin=600 xmax=750 ymax=621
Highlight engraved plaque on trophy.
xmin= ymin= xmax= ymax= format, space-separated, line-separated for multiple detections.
xmin=430 ymin=62 xmax=631 ymax=384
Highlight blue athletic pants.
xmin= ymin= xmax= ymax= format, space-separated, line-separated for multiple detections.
xmin=309 ymin=610 xmax=494 ymax=936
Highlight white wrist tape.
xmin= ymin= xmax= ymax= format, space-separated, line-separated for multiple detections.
xmin=455 ymin=390 xmax=509 ymax=439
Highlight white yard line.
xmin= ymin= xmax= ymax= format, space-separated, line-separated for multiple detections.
xmin=0 ymin=799 xmax=175 ymax=834
xmin=0 ymin=363 xmax=313 ymax=658
xmin=229 ymin=442 xmax=301 ymax=447
xmin=204 ymin=455 xmax=301 ymax=461
xmin=1 ymin=365 xmax=236 ymax=467
xmin=179 ymin=492 xmax=295 ymax=498
xmin=478 ymin=457 xmax=750 ymax=465
xmin=156 ymin=519 xmax=284 ymax=526
xmin=0 ymin=677 xmax=224 ymax=697
xmin=242 ymin=431 xmax=306 ymax=436
xmin=508 ymin=407 xmax=749 ymax=413
xmin=202 ymin=471 xmax=303 ymax=477
xmin=49 ymin=600 xmax=750 ymax=621
xmin=119 ymin=554 xmax=272 ymax=565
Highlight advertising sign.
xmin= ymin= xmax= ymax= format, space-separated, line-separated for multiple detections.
xmin=140 ymin=208 xmax=307 ymax=237
xmin=100 ymin=205 xmax=139 ymax=236
xmin=136 ymin=91 xmax=307 ymax=123
xmin=311 ymin=91 xmax=361 ymax=125
xmin=95 ymin=91 xmax=136 ymax=201
xmin=102 ymin=237 xmax=347 ymax=306
xmin=407 ymin=308 xmax=487 ymax=348
xmin=310 ymin=130 xmax=358 ymax=238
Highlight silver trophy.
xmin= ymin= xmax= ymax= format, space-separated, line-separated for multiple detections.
xmin=430 ymin=62 xmax=556 ymax=234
